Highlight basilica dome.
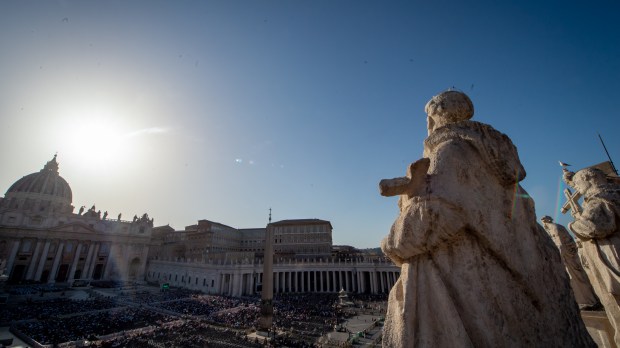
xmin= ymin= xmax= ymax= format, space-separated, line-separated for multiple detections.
xmin=3 ymin=155 xmax=73 ymax=209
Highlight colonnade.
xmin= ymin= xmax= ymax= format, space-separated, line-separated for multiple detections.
xmin=216 ymin=269 xmax=399 ymax=296
xmin=148 ymin=259 xmax=400 ymax=297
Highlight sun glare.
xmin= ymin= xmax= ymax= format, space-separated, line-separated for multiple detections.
xmin=51 ymin=104 xmax=138 ymax=172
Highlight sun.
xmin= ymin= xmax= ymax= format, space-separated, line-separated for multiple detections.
xmin=51 ymin=104 xmax=137 ymax=172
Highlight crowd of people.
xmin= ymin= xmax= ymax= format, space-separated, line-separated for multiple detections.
xmin=273 ymin=293 xmax=340 ymax=338
xmin=119 ymin=288 xmax=201 ymax=305
xmin=0 ymin=297 xmax=118 ymax=324
xmin=153 ymin=294 xmax=248 ymax=317
xmin=2 ymin=285 xmax=387 ymax=347
xmin=6 ymin=284 xmax=64 ymax=295
xmin=98 ymin=319 xmax=262 ymax=348
xmin=13 ymin=307 xmax=176 ymax=345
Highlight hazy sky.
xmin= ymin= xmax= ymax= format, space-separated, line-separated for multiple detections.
xmin=1 ymin=1 xmax=618 ymax=248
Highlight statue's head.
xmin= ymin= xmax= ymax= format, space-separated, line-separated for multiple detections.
xmin=540 ymin=215 xmax=553 ymax=224
xmin=572 ymin=168 xmax=607 ymax=195
xmin=425 ymin=90 xmax=474 ymax=134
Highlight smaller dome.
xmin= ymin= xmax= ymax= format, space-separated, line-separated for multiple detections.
xmin=5 ymin=155 xmax=72 ymax=203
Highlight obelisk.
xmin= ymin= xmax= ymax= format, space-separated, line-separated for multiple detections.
xmin=259 ymin=210 xmax=274 ymax=331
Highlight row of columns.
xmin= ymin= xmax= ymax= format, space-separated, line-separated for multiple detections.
xmin=214 ymin=269 xmax=400 ymax=296
xmin=4 ymin=239 xmax=106 ymax=283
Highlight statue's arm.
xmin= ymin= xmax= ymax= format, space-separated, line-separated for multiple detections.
xmin=569 ymin=200 xmax=617 ymax=239
xmin=381 ymin=197 xmax=466 ymax=264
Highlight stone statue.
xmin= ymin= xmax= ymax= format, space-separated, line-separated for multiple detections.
xmin=118 ymin=213 xmax=122 ymax=221
xmin=540 ymin=215 xmax=599 ymax=309
xmin=103 ymin=211 xmax=108 ymax=220
xmin=380 ymin=90 xmax=594 ymax=347
xmin=566 ymin=167 xmax=620 ymax=345
xmin=78 ymin=206 xmax=85 ymax=215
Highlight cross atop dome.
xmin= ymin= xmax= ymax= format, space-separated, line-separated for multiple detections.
xmin=43 ymin=154 xmax=59 ymax=173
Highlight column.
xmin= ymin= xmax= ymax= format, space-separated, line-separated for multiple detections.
xmin=324 ymin=271 xmax=328 ymax=292
xmin=288 ymin=271 xmax=292 ymax=293
xmin=312 ymin=271 xmax=317 ymax=292
xmin=85 ymin=243 xmax=100 ymax=279
xmin=103 ymin=244 xmax=118 ymax=279
xmin=369 ymin=272 xmax=375 ymax=294
xmin=325 ymin=271 xmax=330 ymax=292
xmin=25 ymin=240 xmax=43 ymax=280
xmin=373 ymin=272 xmax=378 ymax=294
xmin=5 ymin=240 xmax=20 ymax=278
xmin=48 ymin=242 xmax=65 ymax=283
xmin=357 ymin=271 xmax=364 ymax=294
xmin=67 ymin=243 xmax=83 ymax=283
xmin=233 ymin=273 xmax=239 ymax=295
xmin=82 ymin=243 xmax=95 ymax=280
xmin=315 ymin=271 xmax=320 ymax=292
xmin=381 ymin=272 xmax=386 ymax=293
xmin=339 ymin=271 xmax=343 ymax=291
xmin=345 ymin=271 xmax=350 ymax=291
xmin=327 ymin=271 xmax=337 ymax=292
xmin=301 ymin=271 xmax=305 ymax=292
xmin=34 ymin=240 xmax=51 ymax=281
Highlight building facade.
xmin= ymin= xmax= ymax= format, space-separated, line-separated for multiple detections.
xmin=0 ymin=156 xmax=400 ymax=295
xmin=0 ymin=155 xmax=152 ymax=284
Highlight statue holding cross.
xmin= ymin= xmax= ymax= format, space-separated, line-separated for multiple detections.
xmin=565 ymin=167 xmax=620 ymax=346
xmin=379 ymin=90 xmax=593 ymax=347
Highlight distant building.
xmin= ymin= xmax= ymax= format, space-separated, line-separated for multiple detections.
xmin=147 ymin=219 xmax=398 ymax=296
xmin=150 ymin=218 xmax=333 ymax=262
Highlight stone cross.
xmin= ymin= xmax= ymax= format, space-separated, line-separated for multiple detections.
xmin=561 ymin=188 xmax=582 ymax=218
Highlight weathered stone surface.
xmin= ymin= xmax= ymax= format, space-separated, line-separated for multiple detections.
xmin=380 ymin=91 xmax=594 ymax=347
xmin=566 ymin=167 xmax=620 ymax=346
xmin=541 ymin=216 xmax=599 ymax=308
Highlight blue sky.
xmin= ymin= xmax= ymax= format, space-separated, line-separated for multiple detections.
xmin=0 ymin=1 xmax=618 ymax=248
